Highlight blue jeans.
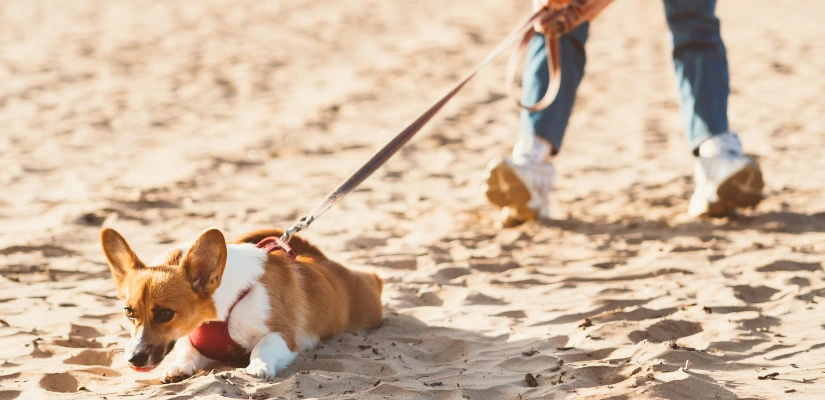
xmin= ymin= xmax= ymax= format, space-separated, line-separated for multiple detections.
xmin=520 ymin=0 xmax=729 ymax=155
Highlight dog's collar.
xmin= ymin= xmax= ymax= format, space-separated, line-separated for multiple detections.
xmin=188 ymin=286 xmax=252 ymax=362
xmin=255 ymin=236 xmax=296 ymax=259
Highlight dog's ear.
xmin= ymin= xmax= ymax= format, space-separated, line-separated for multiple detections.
xmin=100 ymin=228 xmax=145 ymax=298
xmin=180 ymin=228 xmax=227 ymax=296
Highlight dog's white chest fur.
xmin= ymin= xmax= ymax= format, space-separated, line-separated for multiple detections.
xmin=162 ymin=242 xmax=272 ymax=349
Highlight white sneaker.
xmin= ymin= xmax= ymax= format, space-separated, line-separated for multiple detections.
xmin=484 ymin=137 xmax=555 ymax=227
xmin=688 ymin=132 xmax=764 ymax=217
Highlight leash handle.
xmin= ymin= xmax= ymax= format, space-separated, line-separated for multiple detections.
xmin=280 ymin=7 xmax=561 ymax=244
xmin=506 ymin=30 xmax=562 ymax=113
xmin=507 ymin=0 xmax=615 ymax=112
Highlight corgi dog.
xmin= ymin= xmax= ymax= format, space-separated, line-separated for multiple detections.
xmin=100 ymin=227 xmax=383 ymax=383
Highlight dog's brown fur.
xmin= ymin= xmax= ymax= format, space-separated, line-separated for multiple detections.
xmin=234 ymin=229 xmax=383 ymax=351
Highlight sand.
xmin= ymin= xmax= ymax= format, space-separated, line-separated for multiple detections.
xmin=2 ymin=0 xmax=825 ymax=399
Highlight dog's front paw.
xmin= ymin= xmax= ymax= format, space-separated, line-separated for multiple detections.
xmin=161 ymin=361 xmax=198 ymax=384
xmin=245 ymin=357 xmax=276 ymax=379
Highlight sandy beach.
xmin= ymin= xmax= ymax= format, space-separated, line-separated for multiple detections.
xmin=2 ymin=0 xmax=824 ymax=398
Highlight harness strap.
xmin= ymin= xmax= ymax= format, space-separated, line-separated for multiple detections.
xmin=256 ymin=236 xmax=296 ymax=260
xmin=226 ymin=287 xmax=252 ymax=320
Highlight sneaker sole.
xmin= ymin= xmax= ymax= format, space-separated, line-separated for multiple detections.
xmin=708 ymin=162 xmax=764 ymax=216
xmin=485 ymin=160 xmax=537 ymax=221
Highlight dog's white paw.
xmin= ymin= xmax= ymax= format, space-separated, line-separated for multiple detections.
xmin=245 ymin=357 xmax=276 ymax=379
xmin=161 ymin=361 xmax=198 ymax=384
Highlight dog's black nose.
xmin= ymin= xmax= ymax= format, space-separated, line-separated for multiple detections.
xmin=128 ymin=352 xmax=149 ymax=367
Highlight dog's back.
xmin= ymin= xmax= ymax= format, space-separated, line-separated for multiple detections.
xmin=235 ymin=229 xmax=383 ymax=338
xmin=234 ymin=229 xmax=327 ymax=259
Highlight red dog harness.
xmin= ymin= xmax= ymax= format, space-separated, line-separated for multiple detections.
xmin=188 ymin=237 xmax=296 ymax=362
xmin=188 ymin=287 xmax=252 ymax=361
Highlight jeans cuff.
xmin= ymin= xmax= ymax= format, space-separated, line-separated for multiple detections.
xmin=690 ymin=130 xmax=726 ymax=156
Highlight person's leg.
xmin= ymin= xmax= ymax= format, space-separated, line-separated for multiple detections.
xmin=485 ymin=24 xmax=590 ymax=227
xmin=518 ymin=23 xmax=590 ymax=157
xmin=664 ymin=0 xmax=765 ymax=216
xmin=663 ymin=0 xmax=729 ymax=153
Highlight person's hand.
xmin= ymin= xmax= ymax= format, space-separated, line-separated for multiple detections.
xmin=531 ymin=0 xmax=574 ymax=34
xmin=532 ymin=0 xmax=573 ymax=11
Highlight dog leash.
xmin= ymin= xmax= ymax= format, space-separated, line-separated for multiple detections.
xmin=276 ymin=7 xmax=559 ymax=245
xmin=278 ymin=1 xmax=613 ymax=245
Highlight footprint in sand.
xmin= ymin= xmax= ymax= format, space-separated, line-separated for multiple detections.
xmin=395 ymin=286 xmax=446 ymax=307
xmin=786 ymin=276 xmax=810 ymax=287
xmin=30 ymin=339 xmax=52 ymax=358
xmin=371 ymin=255 xmax=417 ymax=270
xmin=72 ymin=211 xmax=108 ymax=226
xmin=731 ymin=285 xmax=780 ymax=303
xmin=756 ymin=260 xmax=822 ymax=272
xmin=0 ymin=245 xmax=77 ymax=257
xmin=493 ymin=310 xmax=527 ymax=319
xmin=411 ymin=337 xmax=476 ymax=364
xmin=344 ymin=236 xmax=389 ymax=250
xmin=52 ymin=336 xmax=103 ymax=349
xmin=648 ymin=374 xmax=741 ymax=399
xmin=65 ymin=324 xmax=103 ymax=338
xmin=468 ymin=258 xmax=521 ymax=273
xmin=39 ymin=372 xmax=78 ymax=393
xmin=498 ymin=353 xmax=562 ymax=372
xmin=463 ymin=291 xmax=506 ymax=306
xmin=593 ymin=306 xmax=679 ymax=324
xmin=417 ymin=288 xmax=443 ymax=307
xmin=431 ymin=266 xmax=473 ymax=283
xmin=740 ymin=315 xmax=781 ymax=331
xmin=63 ymin=349 xmax=115 ymax=367
xmin=628 ymin=320 xmax=703 ymax=343
xmin=568 ymin=364 xmax=637 ymax=386
xmin=0 ymin=391 xmax=21 ymax=400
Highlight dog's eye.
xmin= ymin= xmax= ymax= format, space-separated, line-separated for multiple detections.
xmin=155 ymin=308 xmax=175 ymax=323
xmin=124 ymin=307 xmax=135 ymax=320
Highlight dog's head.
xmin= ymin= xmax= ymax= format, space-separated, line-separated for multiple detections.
xmin=100 ymin=228 xmax=227 ymax=371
